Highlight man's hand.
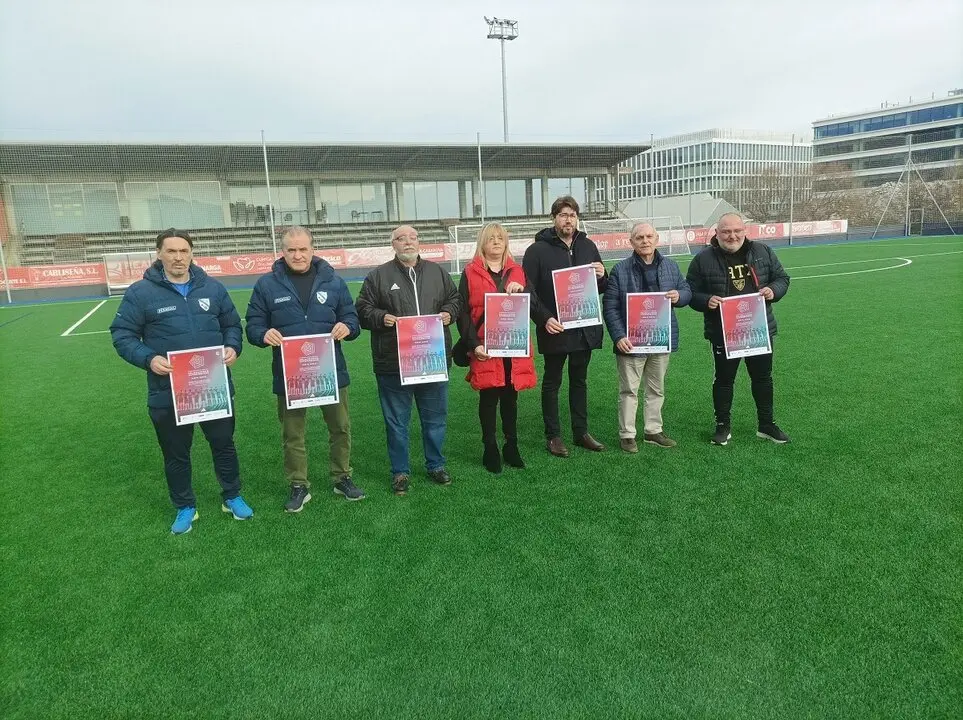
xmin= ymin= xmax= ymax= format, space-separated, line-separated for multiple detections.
xmin=505 ymin=281 xmax=524 ymax=294
xmin=383 ymin=314 xmax=398 ymax=328
xmin=149 ymin=356 xmax=173 ymax=375
xmin=263 ymin=328 xmax=283 ymax=346
xmin=440 ymin=312 xmax=452 ymax=326
xmin=665 ymin=289 xmax=680 ymax=304
xmin=707 ymin=295 xmax=724 ymax=310
xmin=592 ymin=261 xmax=605 ymax=278
xmin=616 ymin=337 xmax=633 ymax=354
xmin=545 ymin=317 xmax=565 ymax=334
xmin=474 ymin=345 xmax=489 ymax=361
xmin=223 ymin=347 xmax=238 ymax=367
xmin=330 ymin=322 xmax=350 ymax=341
xmin=759 ymin=287 xmax=775 ymax=301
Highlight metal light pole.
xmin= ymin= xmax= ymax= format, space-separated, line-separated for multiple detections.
xmin=789 ymin=133 xmax=795 ymax=246
xmin=485 ymin=16 xmax=518 ymax=143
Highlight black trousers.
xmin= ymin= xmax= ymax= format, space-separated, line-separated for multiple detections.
xmin=148 ymin=407 xmax=241 ymax=509
xmin=711 ymin=343 xmax=775 ymax=426
xmin=479 ymin=382 xmax=518 ymax=446
xmin=541 ymin=350 xmax=592 ymax=439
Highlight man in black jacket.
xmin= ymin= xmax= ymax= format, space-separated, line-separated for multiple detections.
xmin=355 ymin=225 xmax=461 ymax=495
xmin=522 ymin=196 xmax=608 ymax=457
xmin=686 ymin=213 xmax=791 ymax=446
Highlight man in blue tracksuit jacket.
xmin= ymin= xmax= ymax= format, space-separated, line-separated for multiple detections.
xmin=110 ymin=228 xmax=253 ymax=535
xmin=245 ymin=226 xmax=363 ymax=511
xmin=603 ymin=222 xmax=691 ymax=452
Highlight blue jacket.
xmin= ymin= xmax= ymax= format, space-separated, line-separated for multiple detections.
xmin=602 ymin=250 xmax=691 ymax=353
xmin=245 ymin=256 xmax=360 ymax=394
xmin=110 ymin=262 xmax=243 ymax=408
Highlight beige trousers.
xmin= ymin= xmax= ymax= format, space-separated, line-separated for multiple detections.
xmin=616 ymin=353 xmax=670 ymax=438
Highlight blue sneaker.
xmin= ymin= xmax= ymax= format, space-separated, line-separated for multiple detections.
xmin=171 ymin=507 xmax=198 ymax=535
xmin=221 ymin=496 xmax=254 ymax=520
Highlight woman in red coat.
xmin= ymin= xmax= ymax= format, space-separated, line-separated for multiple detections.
xmin=457 ymin=223 xmax=554 ymax=473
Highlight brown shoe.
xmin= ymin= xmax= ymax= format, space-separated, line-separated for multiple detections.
xmin=575 ymin=433 xmax=606 ymax=452
xmin=619 ymin=438 xmax=638 ymax=453
xmin=644 ymin=432 xmax=677 ymax=448
xmin=546 ymin=437 xmax=570 ymax=458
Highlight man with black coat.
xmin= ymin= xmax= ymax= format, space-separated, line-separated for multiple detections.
xmin=522 ymin=196 xmax=608 ymax=457
xmin=355 ymin=225 xmax=461 ymax=496
xmin=686 ymin=212 xmax=791 ymax=446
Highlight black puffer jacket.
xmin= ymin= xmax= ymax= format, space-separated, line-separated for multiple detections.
xmin=686 ymin=237 xmax=790 ymax=344
xmin=522 ymin=228 xmax=608 ymax=355
xmin=355 ymin=256 xmax=461 ymax=375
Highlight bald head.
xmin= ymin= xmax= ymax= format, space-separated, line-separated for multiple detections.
xmin=391 ymin=225 xmax=420 ymax=266
xmin=716 ymin=213 xmax=747 ymax=254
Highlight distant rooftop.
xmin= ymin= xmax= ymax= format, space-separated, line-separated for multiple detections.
xmin=647 ymin=129 xmax=807 ymax=149
xmin=814 ymin=89 xmax=963 ymax=123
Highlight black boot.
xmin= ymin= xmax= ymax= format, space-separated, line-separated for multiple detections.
xmin=502 ymin=441 xmax=525 ymax=469
xmin=483 ymin=441 xmax=502 ymax=473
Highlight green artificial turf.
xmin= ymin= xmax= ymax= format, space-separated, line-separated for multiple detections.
xmin=1 ymin=237 xmax=960 ymax=718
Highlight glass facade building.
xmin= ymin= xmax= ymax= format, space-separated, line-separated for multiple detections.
xmin=812 ymin=92 xmax=963 ymax=189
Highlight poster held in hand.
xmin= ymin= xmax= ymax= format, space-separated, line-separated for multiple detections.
xmin=168 ymin=346 xmax=232 ymax=426
xmin=280 ymin=334 xmax=340 ymax=409
xmin=625 ymin=292 xmax=672 ymax=354
xmin=397 ymin=314 xmax=449 ymax=385
xmin=484 ymin=293 xmax=530 ymax=357
xmin=719 ymin=293 xmax=772 ymax=359
xmin=552 ymin=264 xmax=602 ymax=330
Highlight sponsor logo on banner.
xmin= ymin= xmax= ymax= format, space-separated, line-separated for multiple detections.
xmin=198 ymin=298 xmax=210 ymax=311
xmin=233 ymin=256 xmax=256 ymax=272
xmin=189 ymin=354 xmax=205 ymax=369
xmin=316 ymin=291 xmax=327 ymax=304
xmin=301 ymin=341 xmax=316 ymax=355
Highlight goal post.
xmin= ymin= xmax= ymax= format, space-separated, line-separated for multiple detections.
xmin=448 ymin=219 xmax=549 ymax=272
xmin=580 ymin=216 xmax=691 ymax=258
xmin=103 ymin=251 xmax=155 ymax=295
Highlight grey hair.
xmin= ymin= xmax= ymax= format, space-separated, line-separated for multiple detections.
xmin=630 ymin=221 xmax=658 ymax=238
xmin=717 ymin=212 xmax=745 ymax=225
xmin=281 ymin=226 xmax=314 ymax=247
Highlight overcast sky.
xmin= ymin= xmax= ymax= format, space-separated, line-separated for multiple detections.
xmin=1 ymin=0 xmax=960 ymax=144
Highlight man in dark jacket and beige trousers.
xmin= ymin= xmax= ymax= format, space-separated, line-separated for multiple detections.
xmin=523 ymin=196 xmax=608 ymax=458
xmin=686 ymin=213 xmax=791 ymax=446
xmin=355 ymin=225 xmax=461 ymax=496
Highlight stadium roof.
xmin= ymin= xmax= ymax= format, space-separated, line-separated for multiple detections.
xmin=0 ymin=142 xmax=650 ymax=177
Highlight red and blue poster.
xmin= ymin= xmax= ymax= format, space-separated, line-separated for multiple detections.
xmin=484 ymin=293 xmax=530 ymax=358
xmin=167 ymin=346 xmax=232 ymax=426
xmin=280 ymin=334 xmax=340 ymax=409
xmin=396 ymin=314 xmax=448 ymax=386
xmin=625 ymin=292 xmax=672 ymax=354
xmin=552 ymin=264 xmax=602 ymax=330
xmin=720 ymin=293 xmax=772 ymax=359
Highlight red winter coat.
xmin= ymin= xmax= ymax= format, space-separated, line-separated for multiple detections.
xmin=463 ymin=255 xmax=538 ymax=392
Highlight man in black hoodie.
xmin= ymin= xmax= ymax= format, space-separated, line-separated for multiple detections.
xmin=522 ymin=196 xmax=608 ymax=457
xmin=686 ymin=213 xmax=791 ymax=446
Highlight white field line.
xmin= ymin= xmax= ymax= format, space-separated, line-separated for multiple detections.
xmin=65 ymin=330 xmax=111 ymax=337
xmin=61 ymin=300 xmax=107 ymax=336
xmin=793 ymin=258 xmax=911 ymax=280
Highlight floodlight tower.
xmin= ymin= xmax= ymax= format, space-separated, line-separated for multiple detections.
xmin=485 ymin=16 xmax=518 ymax=142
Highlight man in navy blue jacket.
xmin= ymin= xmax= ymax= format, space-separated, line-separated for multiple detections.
xmin=110 ymin=228 xmax=252 ymax=535
xmin=603 ymin=223 xmax=691 ymax=452
xmin=245 ymin=226 xmax=363 ymax=511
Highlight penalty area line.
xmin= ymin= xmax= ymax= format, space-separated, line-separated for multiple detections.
xmin=61 ymin=300 xmax=108 ymax=337
xmin=793 ymin=258 xmax=911 ymax=280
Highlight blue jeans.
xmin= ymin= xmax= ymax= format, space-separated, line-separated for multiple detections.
xmin=375 ymin=374 xmax=448 ymax=475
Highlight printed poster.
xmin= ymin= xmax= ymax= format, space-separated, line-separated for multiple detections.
xmin=552 ymin=264 xmax=602 ymax=330
xmin=167 ymin=346 xmax=232 ymax=426
xmin=719 ymin=293 xmax=772 ymax=359
xmin=625 ymin=292 xmax=672 ymax=354
xmin=484 ymin=293 xmax=530 ymax=358
xmin=396 ymin=314 xmax=449 ymax=386
xmin=280 ymin=334 xmax=340 ymax=409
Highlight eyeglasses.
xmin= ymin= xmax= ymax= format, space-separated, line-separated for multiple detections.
xmin=555 ymin=212 xmax=578 ymax=220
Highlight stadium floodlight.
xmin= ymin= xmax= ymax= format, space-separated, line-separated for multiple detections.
xmin=484 ymin=16 xmax=518 ymax=143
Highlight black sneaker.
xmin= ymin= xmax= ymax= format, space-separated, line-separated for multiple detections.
xmin=428 ymin=468 xmax=452 ymax=486
xmin=757 ymin=424 xmax=790 ymax=444
xmin=333 ymin=476 xmax=365 ymax=501
xmin=392 ymin=473 xmax=410 ymax=496
xmin=711 ymin=424 xmax=731 ymax=446
xmin=284 ymin=484 xmax=311 ymax=513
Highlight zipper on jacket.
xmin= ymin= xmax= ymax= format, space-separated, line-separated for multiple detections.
xmin=407 ymin=266 xmax=421 ymax=315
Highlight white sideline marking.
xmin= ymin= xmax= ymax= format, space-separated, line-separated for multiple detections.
xmin=61 ymin=300 xmax=107 ymax=336
xmin=65 ymin=330 xmax=111 ymax=337
xmin=793 ymin=258 xmax=911 ymax=280
xmin=787 ymin=250 xmax=963 ymax=270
